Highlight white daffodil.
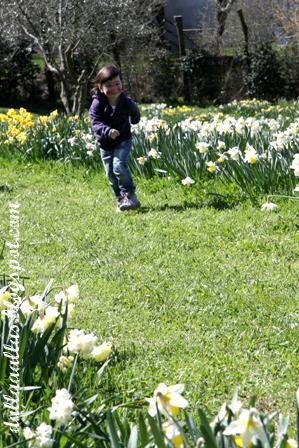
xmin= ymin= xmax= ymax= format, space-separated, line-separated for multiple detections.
xmin=148 ymin=148 xmax=161 ymax=159
xmin=31 ymin=306 xmax=60 ymax=334
xmin=20 ymin=294 xmax=43 ymax=317
xmin=261 ymin=202 xmax=278 ymax=211
xmin=217 ymin=140 xmax=226 ymax=150
xmin=23 ymin=422 xmax=54 ymax=448
xmin=244 ymin=146 xmax=258 ymax=164
xmin=223 ymin=408 xmax=270 ymax=448
xmin=91 ymin=341 xmax=112 ymax=362
xmin=227 ymin=147 xmax=240 ymax=160
xmin=67 ymin=137 xmax=76 ymax=146
xmin=66 ymin=329 xmax=98 ymax=357
xmin=181 ymin=176 xmax=195 ymax=186
xmin=86 ymin=142 xmax=96 ymax=151
xmin=163 ymin=421 xmax=184 ymax=448
xmin=137 ymin=156 xmax=148 ymax=166
xmin=48 ymin=389 xmax=74 ymax=426
xmin=146 ymin=383 xmax=188 ymax=417
xmin=55 ymin=284 xmax=79 ymax=306
xmin=290 ymin=154 xmax=299 ymax=177
xmin=196 ymin=141 xmax=209 ymax=153
xmin=66 ymin=284 xmax=79 ymax=303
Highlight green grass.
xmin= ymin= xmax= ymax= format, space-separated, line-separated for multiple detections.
xmin=0 ymin=157 xmax=298 ymax=425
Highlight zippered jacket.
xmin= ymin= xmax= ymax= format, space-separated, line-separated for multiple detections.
xmin=89 ymin=90 xmax=140 ymax=150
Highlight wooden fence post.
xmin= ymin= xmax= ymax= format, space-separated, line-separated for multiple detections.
xmin=174 ymin=15 xmax=190 ymax=102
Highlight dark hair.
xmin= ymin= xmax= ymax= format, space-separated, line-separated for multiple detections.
xmin=91 ymin=64 xmax=121 ymax=95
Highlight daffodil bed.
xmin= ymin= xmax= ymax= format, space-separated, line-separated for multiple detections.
xmin=0 ymin=153 xmax=299 ymax=446
xmin=1 ymin=99 xmax=299 ymax=202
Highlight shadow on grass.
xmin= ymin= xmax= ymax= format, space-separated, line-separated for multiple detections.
xmin=0 ymin=184 xmax=13 ymax=193
xmin=135 ymin=194 xmax=240 ymax=213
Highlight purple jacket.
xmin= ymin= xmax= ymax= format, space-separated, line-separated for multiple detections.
xmin=89 ymin=90 xmax=140 ymax=150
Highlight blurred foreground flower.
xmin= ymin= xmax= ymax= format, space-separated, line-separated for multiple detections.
xmin=163 ymin=421 xmax=183 ymax=448
xmin=146 ymin=383 xmax=188 ymax=417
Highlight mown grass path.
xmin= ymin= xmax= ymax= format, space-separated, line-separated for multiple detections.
xmin=0 ymin=158 xmax=298 ymax=421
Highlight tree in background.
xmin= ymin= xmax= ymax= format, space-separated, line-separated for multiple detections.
xmin=275 ymin=0 xmax=299 ymax=45
xmin=0 ymin=0 xmax=164 ymax=115
xmin=215 ymin=0 xmax=237 ymax=52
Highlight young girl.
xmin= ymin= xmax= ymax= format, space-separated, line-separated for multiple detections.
xmin=89 ymin=64 xmax=141 ymax=212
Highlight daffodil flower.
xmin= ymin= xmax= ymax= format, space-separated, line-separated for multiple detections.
xmin=163 ymin=421 xmax=184 ymax=448
xmin=146 ymin=383 xmax=188 ymax=417
xmin=223 ymin=408 xmax=270 ymax=448
xmin=181 ymin=176 xmax=195 ymax=186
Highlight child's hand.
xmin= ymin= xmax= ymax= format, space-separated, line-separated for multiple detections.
xmin=109 ymin=129 xmax=120 ymax=140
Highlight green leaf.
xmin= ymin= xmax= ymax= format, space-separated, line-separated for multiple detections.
xmin=184 ymin=412 xmax=200 ymax=444
xmin=138 ymin=412 xmax=149 ymax=447
xmin=296 ymin=389 xmax=299 ymax=447
xmin=106 ymin=410 xmax=121 ymax=448
xmin=148 ymin=415 xmax=166 ymax=448
xmin=198 ymin=409 xmax=218 ymax=448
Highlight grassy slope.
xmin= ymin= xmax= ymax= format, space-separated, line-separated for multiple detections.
xmin=0 ymin=158 xmax=298 ymax=422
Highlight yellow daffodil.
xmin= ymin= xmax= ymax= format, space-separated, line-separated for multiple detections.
xmin=285 ymin=438 xmax=298 ymax=448
xmin=207 ymin=161 xmax=216 ymax=173
xmin=37 ymin=116 xmax=51 ymax=125
xmin=91 ymin=341 xmax=112 ymax=362
xmin=0 ymin=287 xmax=11 ymax=311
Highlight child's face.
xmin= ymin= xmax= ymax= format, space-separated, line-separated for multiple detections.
xmin=100 ymin=76 xmax=123 ymax=98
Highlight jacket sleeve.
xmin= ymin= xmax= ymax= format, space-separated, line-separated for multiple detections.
xmin=89 ymin=98 xmax=112 ymax=143
xmin=129 ymin=99 xmax=141 ymax=124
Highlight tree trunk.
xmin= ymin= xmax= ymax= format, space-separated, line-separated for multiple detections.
xmin=59 ymin=74 xmax=72 ymax=116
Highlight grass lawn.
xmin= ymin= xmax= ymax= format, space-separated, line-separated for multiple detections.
xmin=0 ymin=158 xmax=298 ymax=424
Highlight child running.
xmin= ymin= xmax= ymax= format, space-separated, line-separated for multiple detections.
xmin=89 ymin=64 xmax=141 ymax=212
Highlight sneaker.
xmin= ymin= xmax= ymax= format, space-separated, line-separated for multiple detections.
xmin=119 ymin=192 xmax=141 ymax=211
xmin=129 ymin=192 xmax=141 ymax=209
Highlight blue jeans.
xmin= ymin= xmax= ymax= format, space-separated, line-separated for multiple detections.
xmin=100 ymin=139 xmax=135 ymax=197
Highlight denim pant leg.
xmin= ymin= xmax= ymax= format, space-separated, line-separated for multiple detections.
xmin=100 ymin=148 xmax=121 ymax=197
xmin=113 ymin=139 xmax=135 ymax=195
